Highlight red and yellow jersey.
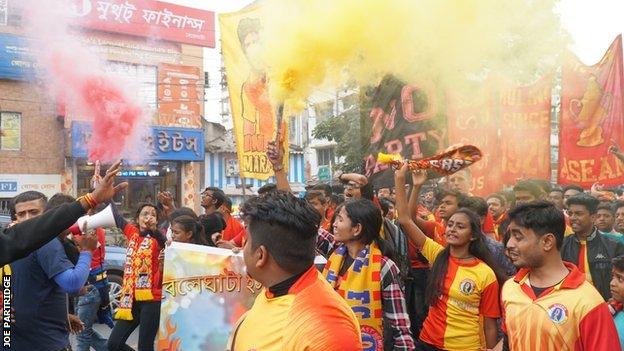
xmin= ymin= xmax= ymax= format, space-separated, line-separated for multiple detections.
xmin=418 ymin=238 xmax=500 ymax=350
xmin=502 ymin=262 xmax=621 ymax=351
xmin=492 ymin=212 xmax=508 ymax=242
xmin=564 ymin=213 xmax=575 ymax=236
xmin=577 ymin=240 xmax=593 ymax=283
xmin=233 ymin=266 xmax=362 ymax=351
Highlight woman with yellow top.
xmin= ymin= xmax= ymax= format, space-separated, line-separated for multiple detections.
xmin=394 ymin=165 xmax=506 ymax=351
xmin=320 ymin=198 xmax=415 ymax=350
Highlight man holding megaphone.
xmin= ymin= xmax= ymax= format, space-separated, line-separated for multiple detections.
xmin=73 ymin=202 xmax=117 ymax=351
xmin=0 ymin=160 xmax=127 ymax=266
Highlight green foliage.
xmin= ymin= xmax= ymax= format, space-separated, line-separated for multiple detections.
xmin=312 ymin=106 xmax=369 ymax=173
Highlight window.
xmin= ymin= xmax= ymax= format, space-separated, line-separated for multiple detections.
xmin=289 ymin=114 xmax=302 ymax=146
xmin=316 ymin=148 xmax=335 ymax=166
xmin=0 ymin=112 xmax=20 ymax=150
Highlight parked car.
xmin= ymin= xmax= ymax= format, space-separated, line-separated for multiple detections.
xmin=103 ymin=245 xmax=125 ymax=313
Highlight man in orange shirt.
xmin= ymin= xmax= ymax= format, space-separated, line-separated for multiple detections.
xmin=499 ymin=201 xmax=620 ymax=351
xmin=219 ymin=197 xmax=246 ymax=247
xmin=305 ymin=191 xmax=331 ymax=231
xmin=229 ymin=191 xmax=362 ymax=351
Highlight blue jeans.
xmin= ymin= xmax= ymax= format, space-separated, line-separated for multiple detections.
xmin=76 ymin=285 xmax=109 ymax=351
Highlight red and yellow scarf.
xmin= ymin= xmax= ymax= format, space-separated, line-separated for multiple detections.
xmin=323 ymin=242 xmax=384 ymax=350
xmin=115 ymin=224 xmax=162 ymax=321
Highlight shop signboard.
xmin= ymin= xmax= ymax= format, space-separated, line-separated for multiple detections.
xmin=0 ymin=33 xmax=36 ymax=80
xmin=68 ymin=0 xmax=216 ymax=47
xmin=71 ymin=121 xmax=204 ymax=161
xmin=0 ymin=174 xmax=62 ymax=198
xmin=317 ymin=165 xmax=331 ymax=181
xmin=157 ymin=63 xmax=203 ymax=128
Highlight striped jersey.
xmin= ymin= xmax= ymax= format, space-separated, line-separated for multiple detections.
xmin=233 ymin=265 xmax=362 ymax=351
xmin=501 ymin=262 xmax=621 ymax=351
xmin=418 ymin=237 xmax=500 ymax=350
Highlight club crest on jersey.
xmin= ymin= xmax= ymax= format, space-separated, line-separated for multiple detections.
xmin=459 ymin=278 xmax=476 ymax=295
xmin=547 ymin=303 xmax=569 ymax=325
xmin=361 ymin=325 xmax=384 ymax=351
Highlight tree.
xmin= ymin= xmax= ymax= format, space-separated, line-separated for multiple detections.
xmin=312 ymin=99 xmax=371 ymax=173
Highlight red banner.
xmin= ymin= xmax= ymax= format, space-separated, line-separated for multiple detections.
xmin=157 ymin=63 xmax=202 ymax=128
xmin=68 ymin=0 xmax=215 ymax=47
xmin=447 ymin=87 xmax=501 ymax=196
xmin=498 ymin=75 xmax=552 ymax=184
xmin=559 ymin=35 xmax=624 ymax=188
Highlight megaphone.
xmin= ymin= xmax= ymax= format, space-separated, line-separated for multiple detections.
xmin=68 ymin=204 xmax=116 ymax=237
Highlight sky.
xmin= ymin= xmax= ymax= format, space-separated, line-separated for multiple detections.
xmin=163 ymin=0 xmax=624 ymax=122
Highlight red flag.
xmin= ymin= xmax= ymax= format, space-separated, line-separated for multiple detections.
xmin=559 ymin=35 xmax=624 ymax=188
xmin=498 ymin=75 xmax=553 ymax=185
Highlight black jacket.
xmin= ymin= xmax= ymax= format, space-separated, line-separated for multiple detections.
xmin=0 ymin=201 xmax=86 ymax=266
xmin=561 ymin=228 xmax=624 ymax=300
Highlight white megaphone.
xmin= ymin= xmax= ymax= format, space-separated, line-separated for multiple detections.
xmin=68 ymin=204 xmax=116 ymax=237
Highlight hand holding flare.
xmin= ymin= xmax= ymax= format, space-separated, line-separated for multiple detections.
xmin=377 ymin=144 xmax=483 ymax=177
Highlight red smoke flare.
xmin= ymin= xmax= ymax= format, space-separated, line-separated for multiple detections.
xmin=79 ymin=76 xmax=143 ymax=162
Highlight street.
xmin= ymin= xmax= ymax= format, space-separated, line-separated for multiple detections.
xmin=70 ymin=324 xmax=138 ymax=350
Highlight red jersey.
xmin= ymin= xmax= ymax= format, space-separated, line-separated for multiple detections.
xmin=90 ymin=227 xmax=106 ymax=269
xmin=222 ymin=215 xmax=246 ymax=247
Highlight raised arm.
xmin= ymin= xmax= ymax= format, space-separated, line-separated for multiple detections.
xmin=337 ymin=173 xmax=368 ymax=187
xmin=0 ymin=160 xmax=127 ymax=265
xmin=157 ymin=191 xmax=176 ymax=220
xmin=394 ymin=164 xmax=429 ymax=248
xmin=267 ymin=140 xmax=292 ymax=192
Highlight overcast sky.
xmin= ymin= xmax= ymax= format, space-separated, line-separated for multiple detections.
xmin=163 ymin=0 xmax=624 ymax=121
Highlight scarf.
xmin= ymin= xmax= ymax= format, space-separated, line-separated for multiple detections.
xmin=115 ymin=228 xmax=161 ymax=321
xmin=323 ymin=242 xmax=384 ymax=350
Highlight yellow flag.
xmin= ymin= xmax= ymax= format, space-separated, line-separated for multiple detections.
xmin=220 ymin=3 xmax=289 ymax=180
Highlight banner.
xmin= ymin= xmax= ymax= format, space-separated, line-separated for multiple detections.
xmin=559 ymin=35 xmax=624 ymax=188
xmin=498 ymin=75 xmax=552 ymax=185
xmin=157 ymin=243 xmax=261 ymax=350
xmin=447 ymin=86 xmax=500 ymax=196
xmin=220 ymin=4 xmax=289 ymax=180
xmin=158 ymin=63 xmax=203 ymax=128
xmin=363 ymin=75 xmax=447 ymax=189
xmin=446 ymin=76 xmax=553 ymax=196
xmin=68 ymin=0 xmax=215 ymax=47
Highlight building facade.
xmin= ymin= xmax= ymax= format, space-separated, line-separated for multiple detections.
xmin=0 ymin=0 xmax=215 ymax=214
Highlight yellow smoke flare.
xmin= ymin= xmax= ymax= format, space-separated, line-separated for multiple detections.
xmin=258 ymin=0 xmax=569 ymax=109
xmin=377 ymin=152 xmax=403 ymax=164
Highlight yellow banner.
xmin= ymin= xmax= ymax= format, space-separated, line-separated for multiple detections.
xmin=220 ymin=4 xmax=289 ymax=180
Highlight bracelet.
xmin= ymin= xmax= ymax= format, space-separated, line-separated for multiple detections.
xmin=273 ymin=164 xmax=284 ymax=172
xmin=78 ymin=193 xmax=98 ymax=209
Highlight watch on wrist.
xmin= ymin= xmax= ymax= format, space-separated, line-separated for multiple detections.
xmin=273 ymin=164 xmax=284 ymax=172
